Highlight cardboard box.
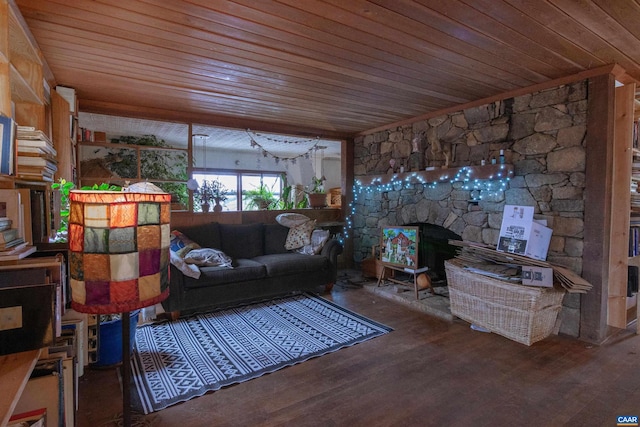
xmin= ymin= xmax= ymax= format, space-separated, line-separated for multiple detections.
xmin=521 ymin=266 xmax=554 ymax=287
xmin=497 ymin=205 xmax=552 ymax=261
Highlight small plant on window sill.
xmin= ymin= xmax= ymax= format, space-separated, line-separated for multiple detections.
xmin=307 ymin=176 xmax=326 ymax=194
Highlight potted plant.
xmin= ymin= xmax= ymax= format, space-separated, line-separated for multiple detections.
xmin=194 ymin=180 xmax=214 ymax=212
xmin=243 ymin=181 xmax=277 ymax=210
xmin=209 ymin=180 xmax=228 ymax=212
xmin=306 ymin=176 xmax=327 ymax=208
xmin=194 ymin=179 xmax=227 ymax=212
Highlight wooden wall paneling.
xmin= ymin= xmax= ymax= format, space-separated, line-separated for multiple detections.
xmin=581 ymin=73 xmax=615 ymax=343
xmin=51 ymin=89 xmax=73 ymax=182
xmin=0 ymin=0 xmax=10 ymax=117
xmin=608 ymin=83 xmax=636 ymax=328
xmin=8 ymin=0 xmax=44 ymax=129
xmin=13 ymin=101 xmax=44 ymax=130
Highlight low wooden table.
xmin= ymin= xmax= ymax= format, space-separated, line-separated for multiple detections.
xmin=376 ymin=264 xmax=431 ymax=299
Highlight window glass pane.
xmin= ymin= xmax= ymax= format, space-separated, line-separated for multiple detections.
xmin=241 ymin=174 xmax=281 ymax=210
xmin=193 ymin=173 xmax=238 ymax=212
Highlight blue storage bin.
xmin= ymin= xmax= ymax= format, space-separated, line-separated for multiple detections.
xmin=95 ymin=310 xmax=139 ymax=367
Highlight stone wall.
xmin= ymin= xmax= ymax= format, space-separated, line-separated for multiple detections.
xmin=351 ymin=80 xmax=588 ymax=336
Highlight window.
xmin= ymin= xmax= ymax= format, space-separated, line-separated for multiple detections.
xmin=192 ymin=171 xmax=282 ymax=212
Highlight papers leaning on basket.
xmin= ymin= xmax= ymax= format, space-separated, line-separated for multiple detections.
xmin=449 ymin=240 xmax=592 ymax=294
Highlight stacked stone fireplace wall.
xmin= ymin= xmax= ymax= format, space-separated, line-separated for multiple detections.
xmin=352 ymin=80 xmax=589 ymax=337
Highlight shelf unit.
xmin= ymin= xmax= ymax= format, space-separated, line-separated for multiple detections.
xmin=1 ymin=0 xmax=74 ymax=251
xmin=0 ymin=2 xmax=75 ymax=422
xmin=0 ymin=255 xmax=66 ymax=426
xmin=630 ymin=101 xmax=640 ymax=332
xmin=612 ymin=82 xmax=639 ymax=332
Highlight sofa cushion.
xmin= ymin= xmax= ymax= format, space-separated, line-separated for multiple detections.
xmin=285 ymin=220 xmax=316 ymax=250
xmin=263 ymin=224 xmax=290 ymax=254
xmin=170 ymin=230 xmax=201 ymax=257
xmin=252 ymin=253 xmax=329 ymax=277
xmin=183 ymin=258 xmax=266 ymax=289
xmin=178 ymin=222 xmax=222 ymax=249
xmin=220 ymin=223 xmax=264 ymax=259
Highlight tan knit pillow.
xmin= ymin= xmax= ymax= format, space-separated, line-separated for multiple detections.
xmin=285 ymin=220 xmax=316 ymax=250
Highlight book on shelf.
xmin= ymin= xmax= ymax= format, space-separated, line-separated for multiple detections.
xmin=0 ymin=115 xmax=16 ymax=175
xmin=16 ymin=173 xmax=54 ymax=183
xmin=17 ymin=145 xmax=56 ymax=156
xmin=8 ymin=407 xmax=46 ymax=427
xmin=0 ymin=227 xmax=18 ymax=243
xmin=0 ymin=217 xmax=11 ymax=231
xmin=0 ymin=237 xmax=25 ymax=251
xmin=16 ymin=127 xmax=53 ymax=142
xmin=17 ymin=139 xmax=56 ymax=156
xmin=0 ymin=189 xmax=23 ymax=239
xmin=16 ymin=162 xmax=57 ymax=182
xmin=18 ymin=151 xmax=57 ymax=161
xmin=0 ymin=244 xmax=36 ymax=260
xmin=17 ymin=156 xmax=57 ymax=168
xmin=0 ymin=241 xmax=29 ymax=256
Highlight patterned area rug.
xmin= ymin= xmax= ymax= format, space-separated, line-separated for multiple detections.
xmin=130 ymin=293 xmax=392 ymax=414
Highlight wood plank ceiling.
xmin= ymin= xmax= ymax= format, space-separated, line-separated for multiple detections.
xmin=15 ymin=0 xmax=640 ymax=139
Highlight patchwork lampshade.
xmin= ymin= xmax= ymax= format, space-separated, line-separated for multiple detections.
xmin=68 ymin=190 xmax=171 ymax=314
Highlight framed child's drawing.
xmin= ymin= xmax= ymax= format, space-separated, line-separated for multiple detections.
xmin=380 ymin=226 xmax=419 ymax=268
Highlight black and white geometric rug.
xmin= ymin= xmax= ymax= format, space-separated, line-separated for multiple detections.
xmin=130 ymin=293 xmax=392 ymax=414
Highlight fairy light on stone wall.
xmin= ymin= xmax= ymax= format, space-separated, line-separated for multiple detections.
xmin=341 ymin=165 xmax=513 ymax=240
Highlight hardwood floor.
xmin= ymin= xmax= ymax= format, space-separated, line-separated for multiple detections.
xmin=77 ymin=283 xmax=640 ymax=427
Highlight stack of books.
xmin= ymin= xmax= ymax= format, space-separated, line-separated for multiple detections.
xmin=0 ymin=217 xmax=26 ymax=255
xmin=16 ymin=126 xmax=57 ymax=182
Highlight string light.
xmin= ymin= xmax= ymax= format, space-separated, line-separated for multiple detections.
xmin=340 ymin=165 xmax=513 ymax=243
xmin=247 ymin=129 xmax=320 ymax=164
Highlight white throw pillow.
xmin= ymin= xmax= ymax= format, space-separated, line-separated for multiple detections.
xmin=276 ymin=213 xmax=311 ymax=228
xmin=170 ymin=250 xmax=201 ymax=279
xmin=295 ymin=229 xmax=330 ymax=255
xmin=285 ymin=219 xmax=316 ymax=250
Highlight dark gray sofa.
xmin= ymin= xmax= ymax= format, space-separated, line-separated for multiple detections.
xmin=162 ymin=222 xmax=343 ymax=317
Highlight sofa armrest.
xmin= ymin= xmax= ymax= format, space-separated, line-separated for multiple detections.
xmin=321 ymin=239 xmax=343 ymax=281
xmin=162 ymin=264 xmax=186 ymax=313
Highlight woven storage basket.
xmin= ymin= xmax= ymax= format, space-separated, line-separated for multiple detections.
xmin=445 ymin=260 xmax=566 ymax=346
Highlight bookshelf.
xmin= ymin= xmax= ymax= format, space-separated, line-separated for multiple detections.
xmin=629 ymin=102 xmax=640 ymax=332
xmin=0 ymin=1 xmax=73 ymax=253
xmin=0 ymin=255 xmax=66 ymax=426
xmin=0 ymin=349 xmax=41 ymax=427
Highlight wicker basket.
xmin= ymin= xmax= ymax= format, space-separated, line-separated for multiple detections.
xmin=445 ymin=260 xmax=566 ymax=346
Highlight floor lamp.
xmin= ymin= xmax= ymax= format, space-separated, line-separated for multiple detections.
xmin=68 ymin=189 xmax=171 ymax=427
